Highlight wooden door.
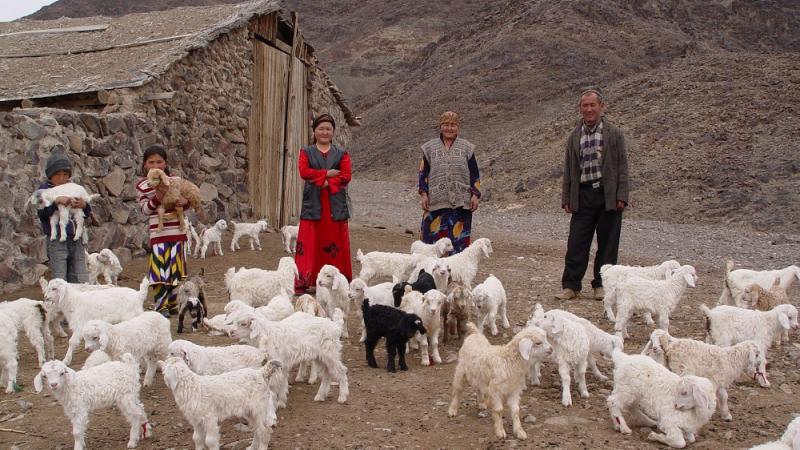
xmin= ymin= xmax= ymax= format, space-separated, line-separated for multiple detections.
xmin=247 ymin=40 xmax=289 ymax=226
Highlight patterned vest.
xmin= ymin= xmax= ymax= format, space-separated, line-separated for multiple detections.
xmin=300 ymin=144 xmax=350 ymax=221
xmin=421 ymin=137 xmax=475 ymax=211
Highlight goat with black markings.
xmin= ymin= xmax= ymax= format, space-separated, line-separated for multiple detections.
xmin=176 ymin=270 xmax=207 ymax=333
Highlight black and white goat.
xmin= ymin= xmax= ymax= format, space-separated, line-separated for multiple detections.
xmin=362 ymin=298 xmax=427 ymax=372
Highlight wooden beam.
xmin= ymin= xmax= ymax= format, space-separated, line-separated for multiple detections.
xmin=141 ymin=92 xmax=175 ymax=101
xmin=0 ymin=24 xmax=109 ymax=38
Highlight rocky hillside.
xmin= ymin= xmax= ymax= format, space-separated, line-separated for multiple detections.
xmin=26 ymin=0 xmax=800 ymax=233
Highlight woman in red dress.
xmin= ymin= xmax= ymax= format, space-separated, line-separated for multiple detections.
xmin=294 ymin=114 xmax=352 ymax=294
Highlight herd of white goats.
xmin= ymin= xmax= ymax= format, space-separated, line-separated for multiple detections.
xmin=1 ymin=223 xmax=799 ymax=450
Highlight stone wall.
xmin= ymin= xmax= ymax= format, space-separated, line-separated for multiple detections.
xmin=0 ymin=26 xmax=353 ymax=293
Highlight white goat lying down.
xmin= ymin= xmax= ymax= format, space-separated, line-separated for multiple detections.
xmin=225 ymin=257 xmax=298 ymax=307
xmin=701 ymin=303 xmax=799 ymax=354
xmin=642 ymin=329 xmax=768 ymax=422
xmin=356 ymin=249 xmax=426 ymax=283
xmin=410 ymin=237 xmax=454 ymax=257
xmin=448 ymin=323 xmax=552 ymax=440
xmin=34 ymin=354 xmax=152 ymax=450
xmin=43 ymin=277 xmax=149 ymax=365
xmin=230 ymin=219 xmax=269 ymax=252
xmin=160 ymin=356 xmax=281 ymax=450
xmin=600 ymin=259 xmax=681 ymax=321
xmin=226 ymin=308 xmax=350 ymax=403
xmin=608 ymin=349 xmax=716 ymax=449
xmin=472 ymin=275 xmax=509 ymax=336
xmin=81 ymin=311 xmax=172 ymax=387
xmin=749 ymin=416 xmax=800 ymax=450
xmin=86 ymin=248 xmax=123 ymax=285
xmin=410 ymin=237 xmax=493 ymax=287
xmin=0 ymin=298 xmax=53 ymax=367
xmin=719 ymin=260 xmax=800 ymax=308
xmin=613 ymin=264 xmax=697 ymax=339
xmin=29 ymin=182 xmax=98 ymax=243
xmin=529 ymin=303 xmax=623 ymax=382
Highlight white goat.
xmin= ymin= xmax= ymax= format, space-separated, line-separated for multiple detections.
xmin=608 ymin=349 xmax=716 ymax=448
xmin=316 ymin=264 xmax=352 ymax=337
xmin=472 ymin=275 xmax=509 ymax=336
xmin=29 ymin=182 xmax=98 ymax=243
xmin=410 ymin=237 xmax=493 ymax=287
xmin=448 ymin=323 xmax=552 ymax=440
xmin=199 ymin=219 xmax=228 ymax=258
xmin=0 ymin=314 xmax=19 ymax=393
xmin=400 ymin=288 xmax=447 ymax=366
xmin=34 ymin=354 xmax=152 ymax=450
xmin=0 ymin=298 xmax=53 ymax=366
xmin=529 ymin=309 xmax=591 ymax=406
xmin=750 ymin=416 xmax=800 ymax=450
xmin=160 ymin=356 xmax=281 ymax=450
xmin=356 ymin=249 xmax=426 ymax=283
xmin=529 ymin=303 xmax=622 ymax=381
xmin=410 ymin=237 xmax=454 ymax=257
xmin=225 ymin=257 xmax=298 ymax=307
xmin=225 ymin=308 xmax=350 ymax=403
xmin=280 ymin=224 xmax=298 ymax=254
xmin=701 ymin=303 xmax=799 ymax=355
xmin=43 ymin=277 xmax=149 ymax=365
xmin=613 ymin=265 xmax=697 ymax=339
xmin=86 ymin=248 xmax=123 ymax=285
xmin=81 ymin=311 xmax=171 ymax=387
xmin=719 ymin=261 xmax=800 ymax=307
xmin=230 ymin=219 xmax=269 ymax=252
xmin=642 ymin=329 xmax=769 ymax=421
xmin=601 ymin=259 xmax=681 ymax=321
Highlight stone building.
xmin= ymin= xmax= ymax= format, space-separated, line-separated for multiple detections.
xmin=0 ymin=0 xmax=358 ymax=292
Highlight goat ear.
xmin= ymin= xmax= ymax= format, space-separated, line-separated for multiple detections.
xmin=33 ymin=371 xmax=44 ymax=393
xmin=181 ymin=350 xmax=192 ymax=367
xmin=163 ymin=365 xmax=178 ymax=391
xmin=779 ymin=311 xmax=791 ymax=330
xmin=98 ymin=330 xmax=109 ymax=351
xmin=248 ymin=318 xmax=259 ymax=340
xmin=683 ymin=271 xmax=696 ymax=288
xmin=690 ymin=380 xmax=710 ymax=411
xmin=518 ymin=338 xmax=534 ymax=361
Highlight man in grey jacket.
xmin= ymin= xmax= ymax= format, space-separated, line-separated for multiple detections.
xmin=556 ymin=88 xmax=629 ymax=300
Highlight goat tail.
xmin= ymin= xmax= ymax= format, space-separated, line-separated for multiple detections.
xmin=137 ymin=277 xmax=150 ymax=301
xmin=699 ymin=304 xmax=712 ymax=335
xmin=725 ymin=260 xmax=735 ymax=274
xmin=261 ymin=358 xmax=283 ymax=381
xmin=464 ymin=321 xmax=480 ymax=336
xmin=356 ymin=248 xmax=364 ymax=261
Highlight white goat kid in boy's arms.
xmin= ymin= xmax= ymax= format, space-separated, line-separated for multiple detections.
xmin=29 ymin=182 xmax=99 ymax=243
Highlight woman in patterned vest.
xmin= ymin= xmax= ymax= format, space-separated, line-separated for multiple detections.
xmin=418 ymin=111 xmax=481 ymax=254
xmin=294 ymin=114 xmax=353 ymax=294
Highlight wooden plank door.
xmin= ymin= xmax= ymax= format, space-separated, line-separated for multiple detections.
xmin=248 ymin=40 xmax=289 ymax=226
xmin=281 ymin=56 xmax=308 ymax=226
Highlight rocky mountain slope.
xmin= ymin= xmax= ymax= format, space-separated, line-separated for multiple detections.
xmin=26 ymin=0 xmax=800 ymax=232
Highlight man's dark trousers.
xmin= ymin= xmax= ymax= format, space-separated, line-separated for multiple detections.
xmin=561 ymin=183 xmax=622 ymax=291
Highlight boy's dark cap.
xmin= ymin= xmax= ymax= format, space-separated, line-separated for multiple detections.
xmin=45 ymin=145 xmax=72 ymax=178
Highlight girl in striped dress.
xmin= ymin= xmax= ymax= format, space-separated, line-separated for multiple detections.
xmin=136 ymin=145 xmax=188 ymax=316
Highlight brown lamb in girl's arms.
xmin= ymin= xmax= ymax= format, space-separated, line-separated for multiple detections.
xmin=146 ymin=168 xmax=202 ymax=231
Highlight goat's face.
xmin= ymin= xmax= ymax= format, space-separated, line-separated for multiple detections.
xmin=422 ymin=290 xmax=445 ymax=316
xmin=98 ymin=249 xmax=114 ymax=265
xmin=167 ymin=341 xmax=193 ymax=366
xmin=225 ymin=312 xmax=256 ymax=340
xmin=474 ymin=238 xmax=493 ymax=258
xmin=29 ymin=190 xmax=45 ymax=207
xmin=257 ymin=220 xmax=269 ymax=232
xmin=348 ymin=279 xmax=366 ymax=301
xmin=777 ymin=304 xmax=799 ymax=330
xmin=402 ymin=313 xmax=427 ymax=338
xmin=432 ymin=262 xmax=450 ymax=280
xmin=741 ymin=285 xmax=759 ymax=308
xmin=437 ymin=238 xmax=454 ymax=256
xmin=674 ymin=376 xmax=713 ymax=412
xmin=745 ymin=343 xmax=770 ymax=387
xmin=278 ymin=257 xmax=299 ymax=277
xmin=44 ymin=279 xmax=68 ymax=305
xmin=675 ymin=265 xmax=697 ymax=288
xmin=448 ymin=287 xmax=470 ymax=312
xmin=81 ymin=322 xmax=109 ymax=353
xmin=146 ymin=169 xmax=169 ymax=188
xmin=472 ymin=290 xmax=489 ymax=313
xmin=539 ymin=312 xmax=565 ymax=337
xmin=185 ymin=298 xmax=205 ymax=319
xmin=34 ymin=360 xmax=74 ymax=393
xmin=214 ymin=220 xmax=228 ymax=231
xmin=517 ymin=327 xmax=552 ymax=361
xmin=317 ymin=265 xmax=342 ymax=290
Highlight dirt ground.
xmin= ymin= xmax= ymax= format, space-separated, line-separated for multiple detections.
xmin=2 ymin=184 xmax=800 ymax=449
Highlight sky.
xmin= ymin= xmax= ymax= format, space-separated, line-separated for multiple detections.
xmin=0 ymin=0 xmax=59 ymax=22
